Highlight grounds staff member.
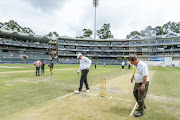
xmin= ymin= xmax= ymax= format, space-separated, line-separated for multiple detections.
xmin=74 ymin=53 xmax=92 ymax=94
xmin=129 ymin=55 xmax=149 ymax=117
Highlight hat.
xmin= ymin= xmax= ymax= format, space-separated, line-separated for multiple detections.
xmin=77 ymin=53 xmax=82 ymax=59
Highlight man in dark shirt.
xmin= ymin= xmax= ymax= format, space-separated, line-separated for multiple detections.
xmin=41 ymin=59 xmax=46 ymax=75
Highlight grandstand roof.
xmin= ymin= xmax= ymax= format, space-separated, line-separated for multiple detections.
xmin=0 ymin=29 xmax=53 ymax=43
xmin=58 ymin=36 xmax=130 ymax=42
xmin=58 ymin=32 xmax=180 ymax=42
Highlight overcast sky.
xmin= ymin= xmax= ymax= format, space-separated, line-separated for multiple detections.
xmin=0 ymin=0 xmax=180 ymax=38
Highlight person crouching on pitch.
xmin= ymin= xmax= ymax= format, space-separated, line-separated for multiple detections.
xmin=129 ymin=55 xmax=149 ymax=117
xmin=74 ymin=53 xmax=92 ymax=94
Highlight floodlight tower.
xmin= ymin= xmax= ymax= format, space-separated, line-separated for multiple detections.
xmin=93 ymin=0 xmax=99 ymax=39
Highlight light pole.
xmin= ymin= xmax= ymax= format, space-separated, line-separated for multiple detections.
xmin=93 ymin=0 xmax=99 ymax=39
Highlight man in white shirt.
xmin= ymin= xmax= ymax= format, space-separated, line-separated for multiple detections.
xmin=129 ymin=55 xmax=149 ymax=117
xmin=74 ymin=53 xmax=92 ymax=94
xmin=122 ymin=61 xmax=125 ymax=70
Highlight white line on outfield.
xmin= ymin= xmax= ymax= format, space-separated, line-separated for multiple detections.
xmin=57 ymin=93 xmax=74 ymax=100
xmin=130 ymin=102 xmax=138 ymax=116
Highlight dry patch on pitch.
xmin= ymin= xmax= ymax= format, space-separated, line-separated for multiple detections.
xmin=4 ymin=76 xmax=55 ymax=86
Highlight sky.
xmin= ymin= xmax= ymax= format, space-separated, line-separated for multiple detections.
xmin=0 ymin=0 xmax=180 ymax=39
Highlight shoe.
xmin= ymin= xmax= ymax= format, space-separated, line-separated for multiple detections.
xmin=74 ymin=90 xmax=80 ymax=94
xmin=136 ymin=106 xmax=146 ymax=111
xmin=135 ymin=111 xmax=143 ymax=117
xmin=86 ymin=90 xmax=90 ymax=93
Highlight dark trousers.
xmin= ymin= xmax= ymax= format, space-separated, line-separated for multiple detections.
xmin=95 ymin=65 xmax=96 ymax=69
xmin=79 ymin=69 xmax=89 ymax=91
xmin=36 ymin=67 xmax=40 ymax=76
xmin=128 ymin=65 xmax=130 ymax=69
xmin=133 ymin=82 xmax=149 ymax=112
xmin=122 ymin=66 xmax=124 ymax=69
xmin=41 ymin=66 xmax=44 ymax=75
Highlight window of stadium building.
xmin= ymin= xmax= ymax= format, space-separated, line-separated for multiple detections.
xmin=157 ymin=40 xmax=163 ymax=43
xmin=130 ymin=42 xmax=136 ymax=45
xmin=150 ymin=41 xmax=156 ymax=44
xmin=124 ymin=42 xmax=129 ymax=45
xmin=173 ymin=39 xmax=180 ymax=42
xmin=94 ymin=42 xmax=99 ymax=45
xmin=58 ymin=40 xmax=64 ymax=43
xmin=144 ymin=41 xmax=149 ymax=44
xmin=70 ymin=46 xmax=75 ymax=49
xmin=165 ymin=40 xmax=172 ymax=43
xmin=89 ymin=42 xmax=94 ymax=45
xmin=83 ymin=41 xmax=88 ymax=44
xmin=137 ymin=41 xmax=142 ymax=45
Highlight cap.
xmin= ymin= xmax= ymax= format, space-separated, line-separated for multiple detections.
xmin=77 ymin=53 xmax=82 ymax=59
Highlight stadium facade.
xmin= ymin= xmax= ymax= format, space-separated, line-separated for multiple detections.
xmin=0 ymin=29 xmax=59 ymax=64
xmin=1 ymin=28 xmax=180 ymax=66
xmin=57 ymin=33 xmax=180 ymax=66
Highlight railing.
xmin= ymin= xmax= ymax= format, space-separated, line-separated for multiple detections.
xmin=130 ymin=42 xmax=180 ymax=46
xmin=58 ymin=43 xmax=129 ymax=47
xmin=0 ymin=41 xmax=51 ymax=48
xmin=58 ymin=48 xmax=180 ymax=52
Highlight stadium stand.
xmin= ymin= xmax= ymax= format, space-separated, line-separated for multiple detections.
xmin=1 ymin=28 xmax=180 ymax=66
xmin=0 ymin=29 xmax=59 ymax=64
xmin=57 ymin=32 xmax=180 ymax=66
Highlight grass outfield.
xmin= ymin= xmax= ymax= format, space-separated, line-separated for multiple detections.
xmin=0 ymin=64 xmax=179 ymax=120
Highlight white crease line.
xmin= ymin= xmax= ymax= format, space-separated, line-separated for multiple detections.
xmin=92 ymin=88 xmax=180 ymax=100
xmin=130 ymin=102 xmax=138 ymax=116
xmin=148 ymin=95 xmax=180 ymax=100
xmin=109 ymin=96 xmax=136 ymax=102
xmin=92 ymin=88 xmax=132 ymax=94
xmin=57 ymin=93 xmax=74 ymax=100
xmin=81 ymin=92 xmax=135 ymax=102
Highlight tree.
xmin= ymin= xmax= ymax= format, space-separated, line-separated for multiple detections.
xmin=83 ymin=29 xmax=92 ymax=38
xmin=126 ymin=21 xmax=180 ymax=38
xmin=76 ymin=28 xmax=92 ymax=38
xmin=174 ymin=22 xmax=180 ymax=33
xmin=0 ymin=22 xmax=3 ymax=28
xmin=154 ymin=26 xmax=165 ymax=35
xmin=97 ymin=23 xmax=113 ymax=39
xmin=141 ymin=30 xmax=146 ymax=36
xmin=0 ymin=20 xmax=34 ymax=34
xmin=126 ymin=31 xmax=142 ymax=39
xmin=162 ymin=21 xmax=177 ymax=34
xmin=144 ymin=26 xmax=155 ymax=36
xmin=47 ymin=32 xmax=59 ymax=38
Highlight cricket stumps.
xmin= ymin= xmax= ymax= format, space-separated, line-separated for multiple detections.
xmin=100 ymin=79 xmax=106 ymax=97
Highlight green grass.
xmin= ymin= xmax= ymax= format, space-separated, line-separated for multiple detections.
xmin=0 ymin=64 xmax=179 ymax=120
xmin=149 ymin=67 xmax=180 ymax=98
xmin=0 ymin=64 xmax=127 ymax=117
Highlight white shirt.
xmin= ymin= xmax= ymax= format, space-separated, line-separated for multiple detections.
xmin=133 ymin=61 xmax=149 ymax=83
xmin=122 ymin=62 xmax=125 ymax=66
xmin=78 ymin=56 xmax=92 ymax=72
